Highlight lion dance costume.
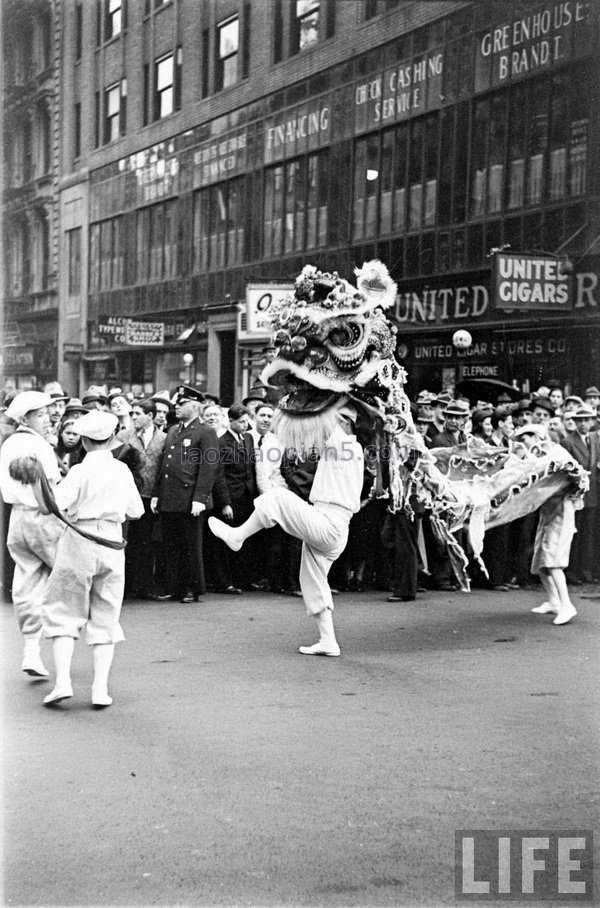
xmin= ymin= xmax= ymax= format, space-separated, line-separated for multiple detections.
xmin=210 ymin=260 xmax=588 ymax=653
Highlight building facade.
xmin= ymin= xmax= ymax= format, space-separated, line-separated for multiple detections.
xmin=2 ymin=0 xmax=60 ymax=389
xmin=4 ymin=0 xmax=600 ymax=400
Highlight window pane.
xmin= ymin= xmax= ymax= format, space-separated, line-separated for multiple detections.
xmin=157 ymin=56 xmax=173 ymax=90
xmin=299 ymin=10 xmax=319 ymax=50
xmin=219 ymin=19 xmax=239 ymax=57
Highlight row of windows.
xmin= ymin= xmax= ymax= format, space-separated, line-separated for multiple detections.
xmin=86 ymin=83 xmax=589 ymax=294
xmin=7 ymin=104 xmax=52 ymax=187
xmin=5 ymin=211 xmax=51 ymax=297
xmin=353 ymin=73 xmax=589 ymax=241
xmin=76 ymin=0 xmax=334 ymax=148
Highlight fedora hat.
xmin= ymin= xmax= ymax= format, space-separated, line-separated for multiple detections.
xmin=63 ymin=397 xmax=87 ymax=417
xmin=150 ymin=390 xmax=173 ymax=407
xmin=443 ymin=399 xmax=470 ymax=417
xmin=531 ymin=396 xmax=554 ymax=415
xmin=572 ymin=404 xmax=596 ymax=419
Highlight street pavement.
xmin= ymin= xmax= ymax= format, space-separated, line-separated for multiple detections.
xmin=2 ymin=583 xmax=599 ymax=907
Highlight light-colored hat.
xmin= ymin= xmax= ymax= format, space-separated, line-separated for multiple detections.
xmin=584 ymin=386 xmax=600 ymax=398
xmin=513 ymin=423 xmax=548 ymax=440
xmin=72 ymin=411 xmax=118 ymax=441
xmin=572 ymin=404 xmax=596 ymax=420
xmin=150 ymin=390 xmax=173 ymax=406
xmin=443 ymin=399 xmax=470 ymax=417
xmin=5 ymin=391 xmax=52 ymax=421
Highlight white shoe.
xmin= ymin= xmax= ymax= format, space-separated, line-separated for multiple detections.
xmin=21 ymin=651 xmax=50 ymax=678
xmin=298 ymin=641 xmax=341 ymax=657
xmin=553 ymin=604 xmax=577 ymax=625
xmin=531 ymin=601 xmax=558 ymax=614
xmin=208 ymin=516 xmax=243 ymax=551
xmin=43 ymin=685 xmax=73 ymax=705
xmin=91 ymin=690 xmax=113 ymax=709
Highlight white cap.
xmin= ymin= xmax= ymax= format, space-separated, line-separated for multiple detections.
xmin=5 ymin=391 xmax=52 ymax=421
xmin=513 ymin=423 xmax=548 ymax=440
xmin=72 ymin=411 xmax=119 ymax=441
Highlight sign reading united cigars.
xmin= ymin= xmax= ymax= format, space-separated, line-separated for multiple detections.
xmin=392 ymin=262 xmax=598 ymax=327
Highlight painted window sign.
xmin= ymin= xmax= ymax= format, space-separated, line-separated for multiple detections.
xmin=477 ymin=1 xmax=591 ymax=87
xmin=493 ymin=252 xmax=571 ymax=311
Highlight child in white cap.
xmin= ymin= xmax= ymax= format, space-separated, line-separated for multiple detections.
xmin=42 ymin=410 xmax=144 ymax=707
xmin=0 ymin=391 xmax=64 ymax=678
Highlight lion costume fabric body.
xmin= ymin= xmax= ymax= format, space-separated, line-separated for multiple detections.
xmin=260 ymin=261 xmax=588 ymax=590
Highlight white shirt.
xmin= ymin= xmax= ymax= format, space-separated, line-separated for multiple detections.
xmin=54 ymin=450 xmax=144 ymax=523
xmin=309 ymin=427 xmax=364 ymax=514
xmin=254 ymin=431 xmax=287 ymax=494
xmin=0 ymin=428 xmax=60 ymax=507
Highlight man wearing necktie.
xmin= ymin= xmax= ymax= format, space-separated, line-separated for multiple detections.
xmin=120 ymin=399 xmax=165 ymax=598
xmin=560 ymin=404 xmax=599 ymax=584
xmin=210 ymin=404 xmax=257 ymax=593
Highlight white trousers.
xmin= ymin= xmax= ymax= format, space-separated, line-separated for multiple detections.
xmin=7 ymin=507 xmax=63 ymax=637
xmin=253 ymin=488 xmax=352 ymax=615
xmin=42 ymin=523 xmax=126 ymax=645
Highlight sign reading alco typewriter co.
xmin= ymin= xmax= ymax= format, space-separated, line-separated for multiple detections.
xmin=492 ymin=251 xmax=572 ymax=312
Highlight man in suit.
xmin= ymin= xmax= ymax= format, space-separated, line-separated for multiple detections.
xmin=430 ymin=399 xmax=470 ymax=448
xmin=560 ymin=404 xmax=599 ymax=583
xmin=120 ymin=399 xmax=166 ymax=599
xmin=151 ymin=386 xmax=219 ymax=603
xmin=210 ymin=404 xmax=257 ymax=592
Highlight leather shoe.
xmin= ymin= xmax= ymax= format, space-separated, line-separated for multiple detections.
xmin=218 ymin=585 xmax=242 ymax=595
xmin=388 ymin=594 xmax=415 ymax=602
xmin=180 ymin=592 xmax=198 ymax=603
xmin=150 ymin=593 xmax=173 ymax=601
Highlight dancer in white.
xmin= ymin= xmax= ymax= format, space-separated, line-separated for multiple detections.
xmin=210 ymin=398 xmax=363 ymax=656
xmin=514 ymin=423 xmax=580 ymax=625
xmin=0 ymin=391 xmax=64 ymax=677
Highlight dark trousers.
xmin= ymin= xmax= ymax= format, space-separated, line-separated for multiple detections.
xmin=381 ymin=511 xmax=418 ymax=599
xmin=482 ymin=523 xmax=511 ymax=586
xmin=125 ymin=497 xmax=157 ymax=596
xmin=510 ymin=513 xmax=537 ymax=584
xmin=568 ymin=507 xmax=597 ymax=581
xmin=161 ymin=510 xmax=206 ymax=597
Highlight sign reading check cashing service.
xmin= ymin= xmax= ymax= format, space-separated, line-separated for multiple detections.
xmin=493 ymin=251 xmax=571 ymax=312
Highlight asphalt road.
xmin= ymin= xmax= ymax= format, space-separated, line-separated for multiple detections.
xmin=2 ymin=584 xmax=599 ymax=907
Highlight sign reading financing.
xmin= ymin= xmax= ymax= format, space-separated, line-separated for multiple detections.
xmin=492 ymin=252 xmax=571 ymax=312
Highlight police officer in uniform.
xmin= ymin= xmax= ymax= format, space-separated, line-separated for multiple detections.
xmin=151 ymin=386 xmax=219 ymax=602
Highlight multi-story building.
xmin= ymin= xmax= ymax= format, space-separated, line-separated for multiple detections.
xmin=6 ymin=0 xmax=600 ymax=400
xmin=2 ymin=0 xmax=59 ymax=389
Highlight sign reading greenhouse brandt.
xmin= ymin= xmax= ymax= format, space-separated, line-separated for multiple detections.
xmin=98 ymin=316 xmax=165 ymax=346
xmin=493 ymin=251 xmax=571 ymax=312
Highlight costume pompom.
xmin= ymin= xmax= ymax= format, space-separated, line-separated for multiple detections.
xmin=354 ymin=260 xmax=397 ymax=309
xmin=8 ymin=455 xmax=41 ymax=485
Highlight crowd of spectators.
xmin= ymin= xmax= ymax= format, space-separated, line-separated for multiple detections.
xmin=1 ymin=377 xmax=599 ymax=606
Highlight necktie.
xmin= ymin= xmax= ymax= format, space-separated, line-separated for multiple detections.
xmin=258 ymin=435 xmax=264 ymax=448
